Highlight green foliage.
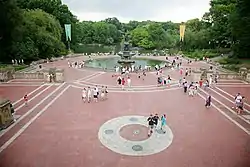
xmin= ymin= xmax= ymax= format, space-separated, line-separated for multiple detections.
xmin=0 ymin=0 xmax=23 ymax=62
xmin=0 ymin=64 xmax=28 ymax=72
xmin=72 ymin=44 xmax=114 ymax=54
xmin=16 ymin=9 xmax=66 ymax=61
xmin=1 ymin=0 xmax=250 ymax=64
xmin=74 ymin=21 xmax=122 ymax=45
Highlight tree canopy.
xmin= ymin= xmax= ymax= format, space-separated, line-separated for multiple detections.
xmin=1 ymin=0 xmax=250 ymax=63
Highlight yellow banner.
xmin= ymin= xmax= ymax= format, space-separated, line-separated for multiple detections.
xmin=180 ymin=24 xmax=186 ymax=41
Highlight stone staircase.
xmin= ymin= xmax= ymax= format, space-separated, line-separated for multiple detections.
xmin=70 ymin=80 xmax=180 ymax=93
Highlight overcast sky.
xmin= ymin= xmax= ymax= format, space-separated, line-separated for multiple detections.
xmin=62 ymin=0 xmax=211 ymax=23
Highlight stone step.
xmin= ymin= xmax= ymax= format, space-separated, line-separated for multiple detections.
xmin=71 ymin=82 xmax=180 ymax=92
xmin=75 ymin=80 xmax=179 ymax=89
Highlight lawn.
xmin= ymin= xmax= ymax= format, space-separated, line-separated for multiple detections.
xmin=0 ymin=64 xmax=28 ymax=72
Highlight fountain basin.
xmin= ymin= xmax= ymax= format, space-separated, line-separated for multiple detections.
xmin=84 ymin=57 xmax=166 ymax=70
xmin=117 ymin=60 xmax=135 ymax=64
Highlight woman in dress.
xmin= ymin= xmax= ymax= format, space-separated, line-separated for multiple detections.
xmin=161 ymin=114 xmax=167 ymax=133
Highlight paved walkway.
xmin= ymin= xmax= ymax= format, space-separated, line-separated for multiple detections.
xmin=0 ymin=56 xmax=249 ymax=167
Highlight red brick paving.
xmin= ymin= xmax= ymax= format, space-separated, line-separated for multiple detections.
xmin=8 ymin=79 xmax=44 ymax=83
xmin=0 ymin=57 xmax=250 ymax=167
xmin=64 ymin=68 xmax=95 ymax=82
xmin=0 ymin=85 xmax=58 ymax=148
xmin=15 ymin=86 xmax=57 ymax=115
xmin=0 ymin=86 xmax=40 ymax=102
xmin=218 ymin=86 xmax=250 ymax=100
xmin=86 ymin=72 xmax=159 ymax=86
xmin=0 ymin=87 xmax=249 ymax=167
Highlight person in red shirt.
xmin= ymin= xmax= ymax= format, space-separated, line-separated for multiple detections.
xmin=199 ymin=79 xmax=203 ymax=88
xmin=24 ymin=94 xmax=28 ymax=106
xmin=121 ymin=78 xmax=125 ymax=90
xmin=180 ymin=68 xmax=183 ymax=75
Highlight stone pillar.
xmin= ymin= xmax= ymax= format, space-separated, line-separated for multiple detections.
xmin=55 ymin=69 xmax=64 ymax=83
xmin=200 ymin=68 xmax=208 ymax=80
xmin=42 ymin=68 xmax=64 ymax=83
xmin=246 ymin=70 xmax=250 ymax=82
xmin=239 ymin=67 xmax=248 ymax=80
xmin=191 ymin=69 xmax=202 ymax=82
xmin=0 ymin=98 xmax=14 ymax=130
xmin=43 ymin=71 xmax=50 ymax=82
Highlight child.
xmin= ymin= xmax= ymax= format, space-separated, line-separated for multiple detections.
xmin=23 ymin=94 xmax=28 ymax=106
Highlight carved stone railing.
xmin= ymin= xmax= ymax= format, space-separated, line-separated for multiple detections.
xmin=10 ymin=68 xmax=64 ymax=83
xmin=42 ymin=68 xmax=64 ymax=83
xmin=13 ymin=72 xmax=44 ymax=80
xmin=217 ymin=73 xmax=242 ymax=80
xmin=0 ymin=98 xmax=14 ymax=130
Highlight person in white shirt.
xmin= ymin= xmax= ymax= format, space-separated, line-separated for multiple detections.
xmin=82 ymin=88 xmax=87 ymax=102
xmin=233 ymin=93 xmax=242 ymax=109
xmin=127 ymin=77 xmax=131 ymax=88
xmin=122 ymin=67 xmax=126 ymax=74
xmin=209 ymin=75 xmax=213 ymax=87
xmin=115 ymin=66 xmax=119 ymax=73
xmin=131 ymin=65 xmax=135 ymax=72
xmin=87 ymin=87 xmax=92 ymax=103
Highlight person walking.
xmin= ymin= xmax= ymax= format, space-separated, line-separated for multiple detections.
xmin=147 ymin=114 xmax=154 ymax=137
xmin=205 ymin=94 xmax=211 ymax=108
xmin=160 ymin=114 xmax=167 ymax=133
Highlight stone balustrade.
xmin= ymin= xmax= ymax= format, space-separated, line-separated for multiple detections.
xmin=0 ymin=98 xmax=14 ymax=130
xmin=42 ymin=68 xmax=64 ymax=83
xmin=218 ymin=73 xmax=242 ymax=80
xmin=0 ymin=72 xmax=8 ymax=82
xmin=13 ymin=72 xmax=44 ymax=80
xmin=8 ymin=68 xmax=65 ymax=83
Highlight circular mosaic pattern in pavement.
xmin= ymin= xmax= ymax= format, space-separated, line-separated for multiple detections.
xmin=120 ymin=124 xmax=148 ymax=141
xmin=98 ymin=115 xmax=174 ymax=156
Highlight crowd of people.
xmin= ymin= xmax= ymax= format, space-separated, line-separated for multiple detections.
xmin=147 ymin=113 xmax=167 ymax=137
xmin=81 ymin=86 xmax=108 ymax=103
xmin=233 ymin=93 xmax=245 ymax=114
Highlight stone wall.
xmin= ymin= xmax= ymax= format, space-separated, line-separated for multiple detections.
xmin=10 ymin=69 xmax=64 ymax=83
xmin=0 ymin=72 xmax=8 ymax=82
xmin=246 ymin=73 xmax=250 ymax=82
xmin=13 ymin=72 xmax=45 ymax=80
xmin=218 ymin=73 xmax=242 ymax=80
xmin=42 ymin=69 xmax=64 ymax=83
xmin=0 ymin=99 xmax=14 ymax=130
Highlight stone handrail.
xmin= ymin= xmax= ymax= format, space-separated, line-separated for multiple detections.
xmin=13 ymin=72 xmax=44 ymax=80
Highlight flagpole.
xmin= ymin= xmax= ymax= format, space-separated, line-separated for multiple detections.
xmin=68 ymin=39 xmax=71 ymax=51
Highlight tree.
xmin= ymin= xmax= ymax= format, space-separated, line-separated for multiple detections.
xmin=17 ymin=0 xmax=78 ymax=44
xmin=12 ymin=9 xmax=66 ymax=61
xmin=207 ymin=0 xmax=236 ymax=48
xmin=0 ymin=0 xmax=23 ymax=62
xmin=130 ymin=27 xmax=154 ymax=49
xmin=231 ymin=0 xmax=250 ymax=58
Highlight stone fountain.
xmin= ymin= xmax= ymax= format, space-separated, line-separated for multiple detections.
xmin=117 ymin=35 xmax=136 ymax=66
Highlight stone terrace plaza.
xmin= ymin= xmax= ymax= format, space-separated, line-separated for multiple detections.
xmin=0 ymin=56 xmax=249 ymax=167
